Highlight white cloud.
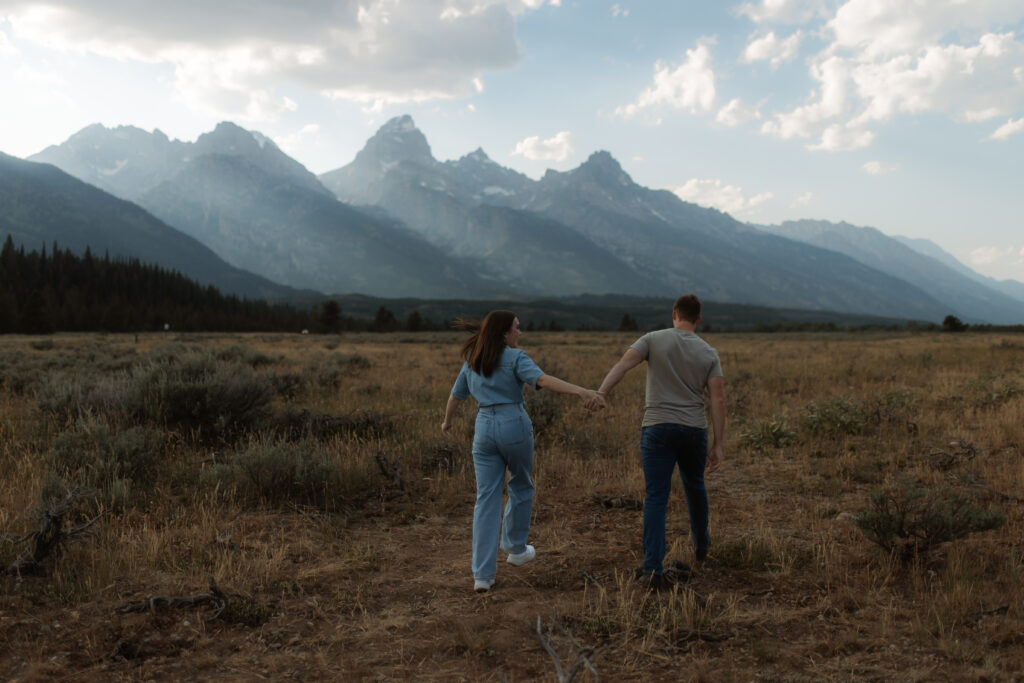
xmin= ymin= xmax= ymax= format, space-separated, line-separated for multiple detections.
xmin=762 ymin=55 xmax=850 ymax=139
xmin=738 ymin=0 xmax=826 ymax=24
xmin=0 ymin=29 xmax=19 ymax=56
xmin=829 ymin=0 xmax=1023 ymax=59
xmin=0 ymin=0 xmax=544 ymax=121
xmin=790 ymin=191 xmax=813 ymax=207
xmin=617 ymin=41 xmax=716 ymax=119
xmin=673 ymin=178 xmax=774 ymax=216
xmin=965 ymin=107 xmax=1003 ymax=122
xmin=862 ymin=160 xmax=896 ymax=174
xmin=611 ymin=4 xmax=629 ymax=18
xmin=970 ymin=244 xmax=1024 ymax=267
xmin=273 ymin=123 xmax=320 ymax=156
xmin=989 ymin=116 xmax=1024 ymax=140
xmin=716 ymin=97 xmax=760 ymax=126
xmin=511 ymin=130 xmax=575 ymax=161
xmin=808 ymin=123 xmax=875 ymax=151
xmin=756 ymin=1 xmax=1024 ymax=153
xmin=848 ymin=33 xmax=1024 ymax=128
xmin=742 ymin=30 xmax=803 ymax=67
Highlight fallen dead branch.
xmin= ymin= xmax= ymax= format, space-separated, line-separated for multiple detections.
xmin=926 ymin=442 xmax=983 ymax=470
xmin=119 ymin=575 xmax=228 ymax=618
xmin=4 ymin=488 xmax=102 ymax=576
xmin=970 ymin=604 xmax=1010 ymax=621
xmin=590 ymin=494 xmax=643 ymax=511
xmin=375 ymin=451 xmax=404 ymax=489
xmin=945 ymin=472 xmax=1024 ymax=503
xmin=529 ymin=616 xmax=604 ymax=683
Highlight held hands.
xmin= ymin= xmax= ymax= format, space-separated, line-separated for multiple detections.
xmin=583 ymin=389 xmax=606 ymax=412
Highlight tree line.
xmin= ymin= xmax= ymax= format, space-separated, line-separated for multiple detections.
xmin=0 ymin=236 xmax=323 ymax=334
xmin=1 ymin=236 xmax=647 ymax=335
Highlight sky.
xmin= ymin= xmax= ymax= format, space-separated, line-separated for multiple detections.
xmin=1 ymin=0 xmax=1022 ymax=280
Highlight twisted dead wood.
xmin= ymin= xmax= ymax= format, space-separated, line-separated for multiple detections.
xmin=119 ymin=575 xmax=228 ymax=618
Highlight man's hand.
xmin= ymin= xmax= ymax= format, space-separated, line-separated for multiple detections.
xmin=441 ymin=420 xmax=453 ymax=438
xmin=583 ymin=389 xmax=606 ymax=412
xmin=706 ymin=444 xmax=723 ymax=474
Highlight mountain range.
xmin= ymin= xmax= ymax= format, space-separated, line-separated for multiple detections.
xmin=0 ymin=151 xmax=298 ymax=301
xmin=13 ymin=115 xmax=1024 ymax=324
xmin=757 ymin=220 xmax=1024 ymax=324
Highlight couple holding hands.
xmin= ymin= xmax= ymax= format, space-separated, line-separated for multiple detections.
xmin=441 ymin=295 xmax=726 ymax=593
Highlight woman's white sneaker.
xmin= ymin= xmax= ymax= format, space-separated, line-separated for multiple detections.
xmin=474 ymin=579 xmax=495 ymax=593
xmin=506 ymin=545 xmax=536 ymax=566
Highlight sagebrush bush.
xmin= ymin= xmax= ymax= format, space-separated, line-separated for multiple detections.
xmin=309 ymin=353 xmax=371 ymax=389
xmin=206 ymin=440 xmax=343 ymax=507
xmin=214 ymin=345 xmax=277 ymax=368
xmin=738 ymin=418 xmax=798 ymax=452
xmin=271 ymin=407 xmax=393 ymax=442
xmin=801 ymin=397 xmax=868 ymax=438
xmin=48 ymin=420 xmax=165 ymax=508
xmin=123 ymin=353 xmax=274 ymax=441
xmin=854 ymin=478 xmax=1005 ymax=560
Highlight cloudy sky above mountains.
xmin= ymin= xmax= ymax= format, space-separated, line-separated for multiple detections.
xmin=1 ymin=0 xmax=1022 ymax=279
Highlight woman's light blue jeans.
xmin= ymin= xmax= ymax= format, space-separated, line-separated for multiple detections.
xmin=471 ymin=403 xmax=534 ymax=581
xmin=640 ymin=423 xmax=710 ymax=574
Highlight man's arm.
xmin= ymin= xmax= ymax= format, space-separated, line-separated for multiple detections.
xmin=706 ymin=376 xmax=725 ymax=474
xmin=590 ymin=348 xmax=644 ymax=408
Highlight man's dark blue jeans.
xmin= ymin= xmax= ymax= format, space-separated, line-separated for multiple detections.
xmin=640 ymin=423 xmax=710 ymax=574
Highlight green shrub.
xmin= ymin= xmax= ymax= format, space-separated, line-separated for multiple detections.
xmin=123 ymin=353 xmax=274 ymax=441
xmin=48 ymin=421 xmax=165 ymax=507
xmin=870 ymin=389 xmax=919 ymax=428
xmin=213 ymin=345 xmax=277 ymax=367
xmin=230 ymin=441 xmax=337 ymax=507
xmin=854 ymin=478 xmax=1005 ymax=561
xmin=738 ymin=418 xmax=798 ymax=452
xmin=271 ymin=407 xmax=393 ymax=442
xmin=801 ymin=398 xmax=868 ymax=438
xmin=310 ymin=353 xmax=371 ymax=389
xmin=270 ymin=372 xmax=306 ymax=399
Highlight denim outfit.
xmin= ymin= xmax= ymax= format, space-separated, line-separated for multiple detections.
xmin=631 ymin=329 xmax=722 ymax=575
xmin=451 ymin=347 xmax=543 ymax=581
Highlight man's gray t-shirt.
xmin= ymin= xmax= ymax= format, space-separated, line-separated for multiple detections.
xmin=630 ymin=328 xmax=723 ymax=428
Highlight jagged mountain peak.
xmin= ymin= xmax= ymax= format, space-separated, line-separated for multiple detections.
xmin=463 ymin=147 xmax=492 ymax=164
xmin=194 ymin=121 xmax=281 ymax=156
xmin=356 ymin=114 xmax=435 ymax=168
xmin=379 ymin=114 xmax=417 ymax=133
xmin=538 ymin=150 xmax=636 ymax=195
xmin=575 ymin=150 xmax=632 ymax=183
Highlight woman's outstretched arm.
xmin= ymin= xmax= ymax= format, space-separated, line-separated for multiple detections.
xmin=536 ymin=375 xmax=604 ymax=409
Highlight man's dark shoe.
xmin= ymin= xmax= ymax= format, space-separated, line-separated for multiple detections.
xmin=664 ymin=559 xmax=692 ymax=583
xmin=695 ymin=545 xmax=709 ymax=563
xmin=634 ymin=568 xmax=675 ymax=592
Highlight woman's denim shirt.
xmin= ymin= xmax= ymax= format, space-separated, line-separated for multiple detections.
xmin=451 ymin=347 xmax=544 ymax=406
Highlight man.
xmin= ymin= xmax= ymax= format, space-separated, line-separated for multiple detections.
xmin=590 ymin=294 xmax=725 ymax=586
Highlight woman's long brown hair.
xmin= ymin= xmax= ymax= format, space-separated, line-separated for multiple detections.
xmin=453 ymin=310 xmax=517 ymax=378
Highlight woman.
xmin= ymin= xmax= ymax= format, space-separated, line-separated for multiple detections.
xmin=442 ymin=310 xmax=603 ymax=593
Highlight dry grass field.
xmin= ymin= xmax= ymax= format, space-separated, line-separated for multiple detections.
xmin=1 ymin=329 xmax=1022 ymax=681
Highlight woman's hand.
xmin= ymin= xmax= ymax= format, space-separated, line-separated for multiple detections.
xmin=442 ymin=395 xmax=462 ymax=438
xmin=582 ymin=389 xmax=606 ymax=411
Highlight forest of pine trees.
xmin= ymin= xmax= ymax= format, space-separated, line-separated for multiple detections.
xmin=0 ymin=236 xmax=315 ymax=334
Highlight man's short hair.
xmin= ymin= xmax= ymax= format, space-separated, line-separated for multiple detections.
xmin=673 ymin=294 xmax=702 ymax=323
